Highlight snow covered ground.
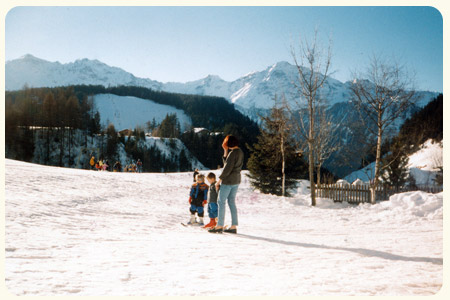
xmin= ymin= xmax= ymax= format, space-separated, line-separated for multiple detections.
xmin=4 ymin=159 xmax=443 ymax=296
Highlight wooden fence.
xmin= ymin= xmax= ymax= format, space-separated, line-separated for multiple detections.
xmin=316 ymin=184 xmax=443 ymax=204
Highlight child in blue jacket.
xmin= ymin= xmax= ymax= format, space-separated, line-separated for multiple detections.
xmin=188 ymin=174 xmax=208 ymax=225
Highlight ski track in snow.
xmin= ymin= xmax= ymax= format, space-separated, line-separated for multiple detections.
xmin=5 ymin=159 xmax=442 ymax=296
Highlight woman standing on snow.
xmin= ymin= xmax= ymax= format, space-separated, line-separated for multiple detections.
xmin=208 ymin=135 xmax=244 ymax=234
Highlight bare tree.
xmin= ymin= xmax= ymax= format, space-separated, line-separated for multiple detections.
xmin=350 ymin=55 xmax=416 ymax=203
xmin=277 ymin=98 xmax=292 ymax=197
xmin=290 ymin=30 xmax=332 ymax=206
xmin=314 ymin=105 xmax=341 ymax=187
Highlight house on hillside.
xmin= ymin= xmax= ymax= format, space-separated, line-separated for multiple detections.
xmin=118 ymin=129 xmax=133 ymax=137
xmin=193 ymin=128 xmax=210 ymax=135
xmin=187 ymin=128 xmax=224 ymax=136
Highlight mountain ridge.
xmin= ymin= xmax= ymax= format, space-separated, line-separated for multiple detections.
xmin=7 ymin=54 xmax=438 ymax=113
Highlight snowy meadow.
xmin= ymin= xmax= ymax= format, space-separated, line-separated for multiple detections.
xmin=4 ymin=159 xmax=443 ymax=296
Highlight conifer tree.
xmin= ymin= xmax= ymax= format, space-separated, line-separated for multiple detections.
xmin=158 ymin=114 xmax=180 ymax=138
xmin=179 ymin=149 xmax=191 ymax=171
xmin=247 ymin=104 xmax=307 ymax=196
xmin=106 ymin=123 xmax=119 ymax=159
xmin=65 ymin=95 xmax=81 ymax=165
xmin=381 ymin=141 xmax=409 ymax=190
xmin=42 ymin=92 xmax=56 ymax=163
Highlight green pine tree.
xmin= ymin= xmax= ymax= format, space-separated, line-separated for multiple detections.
xmin=381 ymin=141 xmax=410 ymax=190
xmin=106 ymin=123 xmax=119 ymax=160
xmin=247 ymin=105 xmax=307 ymax=196
xmin=158 ymin=113 xmax=180 ymax=138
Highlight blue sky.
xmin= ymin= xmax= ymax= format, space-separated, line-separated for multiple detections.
xmin=5 ymin=6 xmax=443 ymax=92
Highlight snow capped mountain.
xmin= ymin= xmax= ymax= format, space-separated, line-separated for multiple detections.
xmin=6 ymin=55 xmax=438 ymax=112
xmin=164 ymin=74 xmax=233 ymax=99
xmin=5 ymin=54 xmax=162 ymax=91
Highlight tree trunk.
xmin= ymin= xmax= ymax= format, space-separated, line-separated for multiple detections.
xmin=309 ymin=142 xmax=316 ymax=206
xmin=46 ymin=127 xmax=50 ymax=163
xmin=309 ymin=101 xmax=316 ymax=206
xmin=68 ymin=128 xmax=71 ymax=166
xmin=317 ymin=164 xmax=322 ymax=188
xmin=281 ymin=135 xmax=286 ymax=197
xmin=59 ymin=127 xmax=64 ymax=167
xmin=371 ymin=112 xmax=383 ymax=204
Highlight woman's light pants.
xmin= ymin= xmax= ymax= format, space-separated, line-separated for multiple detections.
xmin=217 ymin=184 xmax=239 ymax=227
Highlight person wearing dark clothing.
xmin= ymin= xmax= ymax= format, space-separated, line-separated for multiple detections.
xmin=203 ymin=172 xmax=219 ymax=228
xmin=209 ymin=135 xmax=244 ymax=234
xmin=188 ymin=174 xmax=208 ymax=226
xmin=137 ymin=159 xmax=143 ymax=173
xmin=193 ymin=168 xmax=199 ymax=182
xmin=113 ymin=161 xmax=122 ymax=172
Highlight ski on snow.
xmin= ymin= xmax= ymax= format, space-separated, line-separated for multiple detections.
xmin=181 ymin=222 xmax=204 ymax=227
xmin=181 ymin=223 xmax=237 ymax=234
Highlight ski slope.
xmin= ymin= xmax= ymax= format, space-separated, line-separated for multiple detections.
xmin=94 ymin=93 xmax=192 ymax=131
xmin=4 ymin=159 xmax=443 ymax=296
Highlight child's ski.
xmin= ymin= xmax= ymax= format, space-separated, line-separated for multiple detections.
xmin=181 ymin=222 xmax=204 ymax=227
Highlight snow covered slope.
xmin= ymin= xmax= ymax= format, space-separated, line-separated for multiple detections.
xmin=344 ymin=139 xmax=443 ymax=184
xmin=30 ymin=128 xmax=204 ymax=172
xmin=408 ymin=139 xmax=443 ymax=185
xmin=94 ymin=94 xmax=192 ymax=131
xmin=138 ymin=136 xmax=205 ymax=171
xmin=5 ymin=159 xmax=442 ymax=296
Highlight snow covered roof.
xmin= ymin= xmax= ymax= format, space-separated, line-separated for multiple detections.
xmin=193 ymin=127 xmax=209 ymax=133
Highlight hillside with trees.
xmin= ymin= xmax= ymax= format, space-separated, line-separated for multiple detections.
xmin=5 ymin=86 xmax=100 ymax=165
xmin=5 ymin=85 xmax=260 ymax=171
xmin=393 ymin=93 xmax=443 ymax=151
xmin=380 ymin=94 xmax=443 ymax=188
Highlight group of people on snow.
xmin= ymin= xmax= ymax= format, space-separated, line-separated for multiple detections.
xmin=89 ymin=156 xmax=143 ymax=173
xmin=123 ymin=159 xmax=142 ymax=173
xmin=188 ymin=135 xmax=244 ymax=234
xmin=90 ymin=157 xmax=110 ymax=171
xmin=87 ymin=134 xmax=244 ymax=234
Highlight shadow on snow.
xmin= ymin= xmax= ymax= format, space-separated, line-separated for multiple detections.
xmin=235 ymin=234 xmax=443 ymax=265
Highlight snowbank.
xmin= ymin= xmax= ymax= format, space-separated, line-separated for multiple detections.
xmin=382 ymin=191 xmax=443 ymax=219
xmin=291 ymin=180 xmax=443 ymax=219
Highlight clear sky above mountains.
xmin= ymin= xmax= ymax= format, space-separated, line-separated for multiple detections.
xmin=5 ymin=6 xmax=443 ymax=92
